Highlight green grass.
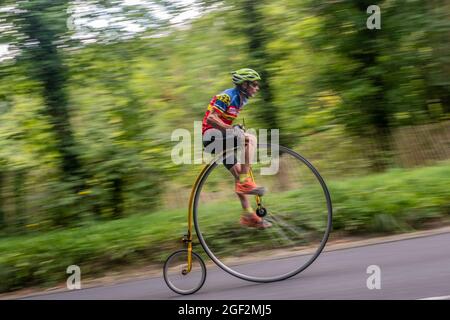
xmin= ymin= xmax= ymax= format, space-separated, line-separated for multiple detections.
xmin=330 ymin=162 xmax=450 ymax=233
xmin=0 ymin=162 xmax=449 ymax=292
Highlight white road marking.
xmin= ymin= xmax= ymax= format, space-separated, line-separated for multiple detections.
xmin=418 ymin=295 xmax=450 ymax=300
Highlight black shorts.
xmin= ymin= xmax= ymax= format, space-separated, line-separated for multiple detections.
xmin=202 ymin=131 xmax=242 ymax=171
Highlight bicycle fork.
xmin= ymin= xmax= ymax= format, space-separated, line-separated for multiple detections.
xmin=183 ymin=162 xmax=263 ymax=273
xmin=184 ymin=164 xmax=210 ymax=274
xmin=248 ymin=167 xmax=269 ymax=219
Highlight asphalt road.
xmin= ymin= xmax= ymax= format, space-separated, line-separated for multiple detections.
xmin=22 ymin=232 xmax=450 ymax=300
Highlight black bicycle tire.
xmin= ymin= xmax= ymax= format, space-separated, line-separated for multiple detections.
xmin=193 ymin=144 xmax=332 ymax=283
xmin=163 ymin=249 xmax=207 ymax=295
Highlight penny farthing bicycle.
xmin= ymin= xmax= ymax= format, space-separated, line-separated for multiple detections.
xmin=163 ymin=132 xmax=332 ymax=295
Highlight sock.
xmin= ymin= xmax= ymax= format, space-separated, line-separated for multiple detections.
xmin=239 ymin=173 xmax=249 ymax=183
xmin=243 ymin=207 xmax=254 ymax=214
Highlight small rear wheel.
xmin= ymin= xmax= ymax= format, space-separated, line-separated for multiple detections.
xmin=163 ymin=249 xmax=206 ymax=295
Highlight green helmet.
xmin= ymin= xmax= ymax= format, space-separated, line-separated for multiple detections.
xmin=231 ymin=68 xmax=261 ymax=85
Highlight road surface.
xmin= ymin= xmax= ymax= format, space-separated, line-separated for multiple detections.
xmin=20 ymin=231 xmax=450 ymax=300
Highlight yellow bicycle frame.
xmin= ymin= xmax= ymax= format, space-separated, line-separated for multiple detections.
xmin=184 ymin=166 xmax=260 ymax=273
xmin=184 ymin=121 xmax=260 ymax=273
xmin=185 ymin=164 xmax=210 ymax=272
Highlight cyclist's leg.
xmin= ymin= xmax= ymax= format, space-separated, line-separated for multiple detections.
xmin=219 ymin=139 xmax=255 ymax=212
xmin=239 ymin=133 xmax=257 ymax=175
xmin=234 ymin=134 xmax=265 ymax=196
xmin=227 ymin=163 xmax=251 ymax=211
xmin=203 ymin=133 xmax=268 ymax=227
xmin=203 ymin=131 xmax=263 ymax=196
xmin=223 ymin=154 xmax=250 ymax=210
xmin=228 ymin=163 xmax=240 ymax=181
xmin=236 ymin=191 xmax=252 ymax=212
xmin=225 ymin=146 xmax=263 ymax=218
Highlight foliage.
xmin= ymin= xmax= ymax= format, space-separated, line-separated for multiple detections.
xmin=0 ymin=162 xmax=449 ymax=292
xmin=0 ymin=0 xmax=449 ymax=291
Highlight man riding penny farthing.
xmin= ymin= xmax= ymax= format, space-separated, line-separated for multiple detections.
xmin=163 ymin=68 xmax=333 ymax=295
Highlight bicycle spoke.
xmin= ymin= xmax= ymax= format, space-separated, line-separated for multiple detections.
xmin=268 ymin=210 xmax=306 ymax=235
xmin=263 ymin=217 xmax=297 ymax=246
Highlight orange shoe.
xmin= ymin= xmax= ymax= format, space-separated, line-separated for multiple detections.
xmin=235 ymin=177 xmax=266 ymax=196
xmin=240 ymin=213 xmax=272 ymax=229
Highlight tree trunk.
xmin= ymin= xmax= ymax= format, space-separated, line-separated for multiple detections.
xmin=240 ymin=1 xmax=291 ymax=147
xmin=352 ymin=1 xmax=392 ymax=170
xmin=21 ymin=10 xmax=84 ymax=188
xmin=18 ymin=2 xmax=88 ymax=225
xmin=0 ymin=171 xmax=4 ymax=230
xmin=111 ymin=176 xmax=124 ymax=219
xmin=14 ymin=169 xmax=26 ymax=231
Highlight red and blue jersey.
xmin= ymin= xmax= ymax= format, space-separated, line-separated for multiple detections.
xmin=202 ymin=87 xmax=248 ymax=134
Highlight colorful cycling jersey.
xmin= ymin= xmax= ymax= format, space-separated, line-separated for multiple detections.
xmin=202 ymin=87 xmax=248 ymax=134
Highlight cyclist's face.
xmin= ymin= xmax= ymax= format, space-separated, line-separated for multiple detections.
xmin=245 ymin=81 xmax=260 ymax=97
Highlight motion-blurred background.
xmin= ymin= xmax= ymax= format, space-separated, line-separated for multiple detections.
xmin=0 ymin=0 xmax=449 ymax=293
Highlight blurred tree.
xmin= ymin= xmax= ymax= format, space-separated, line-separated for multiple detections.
xmin=17 ymin=1 xmax=85 ymax=192
xmin=261 ymin=1 xmax=340 ymax=142
xmin=239 ymin=1 xmax=280 ymax=139
xmin=426 ymin=0 xmax=450 ymax=114
xmin=0 ymin=171 xmax=4 ymax=230
xmin=0 ymin=0 xmax=188 ymax=225
xmin=199 ymin=0 xmax=287 ymax=145
xmin=306 ymin=0 xmax=450 ymax=170
xmin=66 ymin=0 xmax=176 ymax=44
xmin=0 ymin=0 xmax=448 ymax=233
xmin=308 ymin=0 xmax=390 ymax=170
xmin=0 ymin=0 xmax=88 ymax=225
xmin=13 ymin=169 xmax=26 ymax=231
xmin=65 ymin=39 xmax=177 ymax=219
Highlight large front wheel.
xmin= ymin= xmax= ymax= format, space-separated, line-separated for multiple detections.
xmin=193 ymin=144 xmax=332 ymax=282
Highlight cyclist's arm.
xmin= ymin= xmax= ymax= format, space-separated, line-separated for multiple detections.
xmin=206 ymin=109 xmax=233 ymax=132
